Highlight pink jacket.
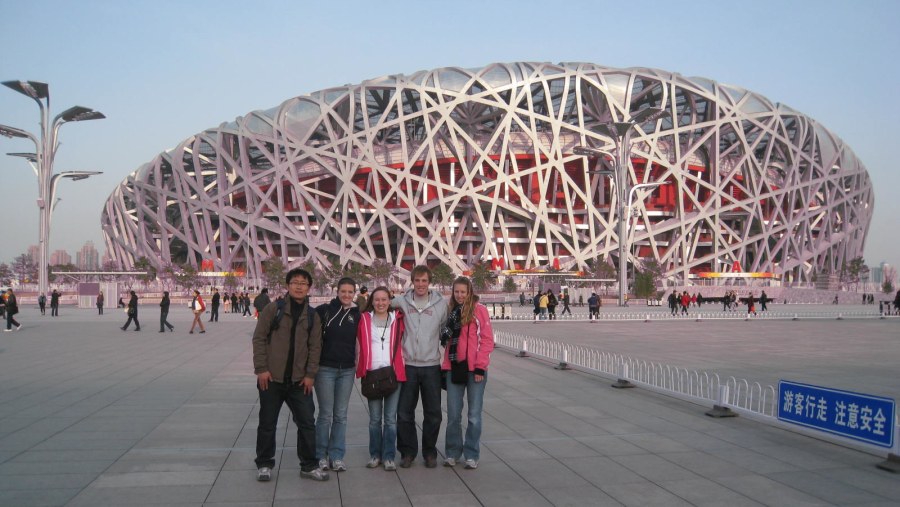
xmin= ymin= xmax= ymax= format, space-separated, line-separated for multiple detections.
xmin=356 ymin=310 xmax=407 ymax=381
xmin=441 ymin=303 xmax=495 ymax=375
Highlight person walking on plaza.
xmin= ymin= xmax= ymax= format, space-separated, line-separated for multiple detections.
xmin=893 ymin=290 xmax=900 ymax=315
xmin=532 ymin=290 xmax=542 ymax=320
xmin=253 ymin=289 xmax=271 ymax=319
xmin=559 ymin=292 xmax=572 ymax=316
xmin=96 ymin=291 xmax=104 ymax=315
xmin=38 ymin=292 xmax=46 ymax=315
xmin=231 ymin=292 xmax=239 ymax=314
xmin=121 ymin=291 xmax=140 ymax=331
xmin=587 ymin=292 xmax=599 ymax=321
xmin=538 ymin=291 xmax=549 ymax=320
xmin=252 ymin=268 xmax=327 ymax=482
xmin=680 ymin=291 xmax=690 ymax=315
xmin=747 ymin=291 xmax=758 ymax=316
xmin=223 ymin=292 xmax=230 ymax=313
xmin=159 ymin=291 xmax=175 ymax=332
xmin=519 ymin=292 xmax=526 ymax=307
xmin=50 ymin=289 xmax=60 ymax=317
xmin=668 ymin=291 xmax=678 ymax=316
xmin=314 ymin=278 xmax=360 ymax=473
xmin=209 ymin=288 xmax=220 ymax=322
xmin=357 ymin=286 xmax=405 ymax=471
xmin=4 ymin=288 xmax=21 ymax=332
xmin=442 ymin=277 xmax=494 ymax=470
xmin=354 ymin=286 xmax=368 ymax=309
xmin=243 ymin=292 xmax=253 ymax=317
xmin=759 ymin=290 xmax=769 ymax=312
xmin=546 ymin=289 xmax=557 ymax=320
xmin=189 ymin=290 xmax=206 ymax=334
xmin=391 ymin=265 xmax=447 ymax=469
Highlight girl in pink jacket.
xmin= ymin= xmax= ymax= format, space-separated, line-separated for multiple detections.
xmin=441 ymin=276 xmax=495 ymax=470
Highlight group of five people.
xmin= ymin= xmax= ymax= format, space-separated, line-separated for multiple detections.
xmin=251 ymin=264 xmax=495 ymax=483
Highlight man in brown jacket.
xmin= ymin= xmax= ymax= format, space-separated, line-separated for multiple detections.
xmin=252 ymin=268 xmax=327 ymax=482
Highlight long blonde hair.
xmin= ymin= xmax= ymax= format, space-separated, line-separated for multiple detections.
xmin=449 ymin=276 xmax=479 ymax=324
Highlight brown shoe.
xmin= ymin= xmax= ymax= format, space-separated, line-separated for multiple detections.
xmin=424 ymin=455 xmax=437 ymax=468
xmin=399 ymin=455 xmax=414 ymax=468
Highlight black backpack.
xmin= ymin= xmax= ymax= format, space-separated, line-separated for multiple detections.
xmin=267 ymin=298 xmax=314 ymax=344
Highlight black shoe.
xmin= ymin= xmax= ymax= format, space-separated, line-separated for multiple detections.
xmin=400 ymin=456 xmax=414 ymax=468
xmin=424 ymin=455 xmax=437 ymax=468
xmin=189 ymin=331 xmax=194 ymax=334
xmin=121 ymin=327 xmax=127 ymax=331
xmin=135 ymin=328 xmax=141 ymax=332
xmin=200 ymin=330 xmax=206 ymax=334
xmin=169 ymin=327 xmax=174 ymax=332
xmin=159 ymin=330 xmax=164 ymax=333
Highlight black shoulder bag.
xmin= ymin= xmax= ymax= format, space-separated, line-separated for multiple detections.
xmin=361 ymin=316 xmax=401 ymax=400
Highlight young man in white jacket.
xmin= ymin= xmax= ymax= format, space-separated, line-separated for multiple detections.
xmin=391 ymin=265 xmax=448 ymax=468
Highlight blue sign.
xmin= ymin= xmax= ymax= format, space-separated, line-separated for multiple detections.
xmin=778 ymin=380 xmax=895 ymax=448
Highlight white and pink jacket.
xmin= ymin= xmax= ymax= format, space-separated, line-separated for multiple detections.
xmin=356 ymin=310 xmax=407 ymax=381
xmin=441 ymin=303 xmax=495 ymax=375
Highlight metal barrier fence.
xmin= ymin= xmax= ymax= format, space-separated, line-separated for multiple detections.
xmin=494 ymin=330 xmax=779 ymax=418
xmin=495 ymin=310 xmax=896 ymax=322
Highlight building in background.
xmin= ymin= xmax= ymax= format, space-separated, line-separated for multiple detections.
xmin=101 ymin=62 xmax=874 ymax=284
xmin=50 ymin=249 xmax=71 ymax=266
xmin=76 ymin=241 xmax=100 ymax=270
xmin=27 ymin=245 xmax=40 ymax=263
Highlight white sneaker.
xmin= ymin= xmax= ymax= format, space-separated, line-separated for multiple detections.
xmin=443 ymin=457 xmax=456 ymax=467
xmin=464 ymin=459 xmax=478 ymax=469
xmin=383 ymin=460 xmax=396 ymax=471
xmin=366 ymin=457 xmax=381 ymax=468
xmin=16 ymin=325 xmax=22 ymax=331
xmin=318 ymin=458 xmax=329 ymax=471
xmin=256 ymin=466 xmax=272 ymax=481
xmin=300 ymin=467 xmax=329 ymax=481
xmin=3 ymin=329 xmax=11 ymax=332
xmin=330 ymin=459 xmax=347 ymax=472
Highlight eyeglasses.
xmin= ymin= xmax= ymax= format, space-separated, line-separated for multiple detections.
xmin=289 ymin=281 xmax=310 ymax=288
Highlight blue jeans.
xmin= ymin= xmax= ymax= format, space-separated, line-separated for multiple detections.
xmin=445 ymin=370 xmax=487 ymax=461
xmin=314 ymin=366 xmax=355 ymax=461
xmin=397 ymin=365 xmax=442 ymax=460
xmin=367 ymin=387 xmax=400 ymax=461
xmin=255 ymin=380 xmax=317 ymax=472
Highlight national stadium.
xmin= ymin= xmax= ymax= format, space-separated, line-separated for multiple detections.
xmin=101 ymin=62 xmax=874 ymax=285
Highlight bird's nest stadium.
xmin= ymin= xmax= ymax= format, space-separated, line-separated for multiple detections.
xmin=101 ymin=61 xmax=873 ymax=285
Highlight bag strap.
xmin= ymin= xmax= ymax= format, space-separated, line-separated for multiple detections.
xmin=388 ymin=313 xmax=401 ymax=364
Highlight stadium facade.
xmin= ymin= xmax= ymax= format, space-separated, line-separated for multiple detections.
xmin=101 ymin=62 xmax=874 ymax=285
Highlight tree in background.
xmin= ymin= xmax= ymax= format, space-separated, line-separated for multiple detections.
xmin=0 ymin=263 xmax=12 ymax=286
xmin=469 ymin=261 xmax=497 ymax=292
xmin=343 ymin=261 xmax=371 ymax=290
xmin=171 ymin=264 xmax=199 ymax=292
xmin=431 ymin=263 xmax=455 ymax=291
xmin=133 ymin=256 xmax=158 ymax=288
xmin=633 ymin=259 xmax=664 ymax=298
xmin=883 ymin=265 xmax=897 ymax=294
xmin=12 ymin=253 xmax=38 ymax=284
xmin=502 ymin=276 xmax=517 ymax=293
xmin=368 ymin=259 xmax=396 ymax=288
xmin=48 ymin=263 xmax=77 ymax=283
xmin=841 ymin=257 xmax=867 ymax=292
xmin=223 ymin=272 xmax=239 ymax=293
xmin=588 ymin=258 xmax=616 ymax=295
xmin=261 ymin=257 xmax=286 ymax=293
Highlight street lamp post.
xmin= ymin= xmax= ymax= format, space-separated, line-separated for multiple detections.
xmin=1 ymin=80 xmax=105 ymax=295
xmin=574 ymin=107 xmax=667 ymax=306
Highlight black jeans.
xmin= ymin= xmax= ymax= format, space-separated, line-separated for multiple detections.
xmin=209 ymin=305 xmax=218 ymax=322
xmin=397 ymin=365 xmax=442 ymax=460
xmin=160 ymin=310 xmax=173 ymax=332
xmin=255 ymin=380 xmax=317 ymax=471
xmin=122 ymin=314 xmax=140 ymax=330
xmin=6 ymin=313 xmax=20 ymax=330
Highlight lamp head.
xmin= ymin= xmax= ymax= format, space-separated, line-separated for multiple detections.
xmin=58 ymin=106 xmax=106 ymax=123
xmin=2 ymin=80 xmax=49 ymax=100
xmin=0 ymin=124 xmax=31 ymax=139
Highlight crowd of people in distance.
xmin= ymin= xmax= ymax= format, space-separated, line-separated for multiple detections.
xmin=666 ymin=289 xmax=770 ymax=316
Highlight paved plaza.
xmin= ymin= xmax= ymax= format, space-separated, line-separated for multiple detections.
xmin=1 ymin=304 xmax=898 ymax=506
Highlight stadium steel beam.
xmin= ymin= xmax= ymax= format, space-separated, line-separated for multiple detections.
xmin=1 ymin=80 xmax=105 ymax=296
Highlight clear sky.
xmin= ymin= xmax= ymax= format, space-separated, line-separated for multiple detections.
xmin=1 ymin=0 xmax=898 ymax=273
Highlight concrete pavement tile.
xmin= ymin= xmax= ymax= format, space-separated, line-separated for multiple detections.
xmin=483 ymin=440 xmax=551 ymax=461
xmin=562 ymin=456 xmax=651 ymax=487
xmin=531 ymin=437 xmax=600 ymax=458
xmin=66 ymin=484 xmax=212 ymax=506
xmin=768 ymin=470 xmax=887 ymax=504
xmin=815 ymin=467 xmax=900 ymax=498
xmin=221 ymin=449 xmax=260 ymax=470
xmin=506 ymin=457 xmax=592 ymax=489
xmin=270 ymin=470 xmax=340 ymax=501
xmin=0 ymin=472 xmax=97 ymax=490
xmin=91 ymin=470 xmax=219 ymax=488
xmin=714 ymin=474 xmax=837 ymax=506
xmin=662 ymin=429 xmax=743 ymax=451
xmin=601 ymin=480 xmax=694 ymax=507
xmin=706 ymin=445 xmax=800 ymax=474
xmin=455 ymin=461 xmax=531 ymax=494
xmin=8 ymin=448 xmax=125 ymax=463
xmin=575 ymin=435 xmax=654 ymax=456
xmin=750 ymin=444 xmax=849 ymax=470
xmin=398 ymin=466 xmax=468 ymax=496
xmin=134 ymin=429 xmax=240 ymax=449
xmin=539 ymin=485 xmax=623 ymax=506
xmin=609 ymin=453 xmax=703 ymax=482
xmin=406 ymin=492 xmax=483 ymax=506
xmin=207 ymin=503 xmax=271 ymax=507
xmin=0 ymin=487 xmax=80 ymax=506
xmin=620 ymin=432 xmax=694 ymax=453
xmin=0 ymin=459 xmax=112 ymax=475
xmin=105 ymin=449 xmax=228 ymax=473
xmin=657 ymin=451 xmax=753 ymax=478
xmin=206 ymin=469 xmax=286 ymax=503
xmin=657 ymin=477 xmax=765 ymax=506
xmin=30 ymin=434 xmax=138 ymax=451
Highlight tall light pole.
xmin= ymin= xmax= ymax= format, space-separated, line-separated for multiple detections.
xmin=1 ymin=80 xmax=105 ymax=295
xmin=574 ymin=107 xmax=667 ymax=306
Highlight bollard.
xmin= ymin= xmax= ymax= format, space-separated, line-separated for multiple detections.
xmin=644 ymin=313 xmax=651 ymax=323
xmin=555 ymin=348 xmax=571 ymax=370
xmin=705 ymin=385 xmax=738 ymax=417
xmin=611 ymin=362 xmax=635 ymax=389
xmin=516 ymin=340 xmax=529 ymax=358
xmin=877 ymin=414 xmax=900 ymax=472
xmin=696 ymin=312 xmax=702 ymax=322
xmin=792 ymin=313 xmax=799 ymax=321
xmin=837 ymin=313 xmax=844 ymax=320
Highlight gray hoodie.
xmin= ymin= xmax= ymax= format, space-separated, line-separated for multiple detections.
xmin=392 ymin=288 xmax=448 ymax=367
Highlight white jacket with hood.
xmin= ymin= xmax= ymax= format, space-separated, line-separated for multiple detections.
xmin=391 ymin=288 xmax=447 ymax=367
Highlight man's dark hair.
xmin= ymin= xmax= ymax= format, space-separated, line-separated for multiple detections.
xmin=410 ymin=264 xmax=432 ymax=282
xmin=261 ymin=288 xmax=268 ymax=294
xmin=337 ymin=277 xmax=357 ymax=289
xmin=285 ymin=268 xmax=313 ymax=286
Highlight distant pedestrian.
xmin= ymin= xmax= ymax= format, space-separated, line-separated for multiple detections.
xmin=4 ymin=288 xmax=21 ymax=332
xmin=668 ymin=291 xmax=678 ymax=315
xmin=519 ymin=292 xmax=526 ymax=307
xmin=121 ymin=291 xmax=140 ymax=331
xmin=253 ymin=289 xmax=271 ymax=319
xmin=189 ymin=290 xmax=206 ymax=334
xmin=159 ymin=291 xmax=174 ymax=332
xmin=209 ymin=288 xmax=220 ymax=322
xmin=680 ymin=291 xmax=690 ymax=315
xmin=50 ymin=289 xmax=60 ymax=317
xmin=560 ymin=292 xmax=571 ymax=315
xmin=243 ymin=293 xmax=253 ymax=317
xmin=759 ymin=291 xmax=769 ymax=312
xmin=355 ymin=286 xmax=369 ymax=309
xmin=587 ymin=292 xmax=599 ymax=321
xmin=38 ymin=293 xmax=46 ymax=315
xmin=546 ymin=290 xmax=557 ymax=320
xmin=97 ymin=291 xmax=105 ymax=315
xmin=231 ymin=292 xmax=238 ymax=313
xmin=747 ymin=291 xmax=757 ymax=316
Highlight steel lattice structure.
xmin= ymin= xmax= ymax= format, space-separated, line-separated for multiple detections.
xmin=101 ymin=62 xmax=873 ymax=284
